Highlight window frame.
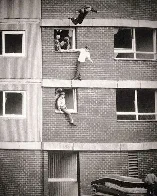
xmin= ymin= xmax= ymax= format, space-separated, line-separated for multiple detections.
xmin=55 ymin=88 xmax=77 ymax=113
xmin=1 ymin=31 xmax=25 ymax=56
xmin=0 ymin=91 xmax=26 ymax=118
xmin=54 ymin=28 xmax=76 ymax=52
xmin=114 ymin=28 xmax=157 ymax=60
xmin=116 ymin=89 xmax=157 ymax=121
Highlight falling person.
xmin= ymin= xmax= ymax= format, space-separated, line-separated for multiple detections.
xmin=69 ymin=5 xmax=97 ymax=25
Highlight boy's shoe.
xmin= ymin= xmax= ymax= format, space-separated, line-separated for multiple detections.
xmin=70 ymin=122 xmax=77 ymax=126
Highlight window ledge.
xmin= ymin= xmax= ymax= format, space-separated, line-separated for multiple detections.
xmin=55 ymin=109 xmax=77 ymax=114
xmin=117 ymin=120 xmax=157 ymax=122
xmin=114 ymin=58 xmax=156 ymax=61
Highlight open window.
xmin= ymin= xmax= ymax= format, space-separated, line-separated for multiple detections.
xmin=54 ymin=29 xmax=75 ymax=51
xmin=0 ymin=91 xmax=26 ymax=117
xmin=114 ymin=28 xmax=156 ymax=60
xmin=55 ymin=88 xmax=77 ymax=113
xmin=116 ymin=89 xmax=157 ymax=121
xmin=0 ymin=31 xmax=25 ymax=56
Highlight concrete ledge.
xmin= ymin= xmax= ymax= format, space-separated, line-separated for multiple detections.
xmin=117 ymin=80 xmax=141 ymax=88
xmin=41 ymin=19 xmax=157 ymax=28
xmin=0 ymin=142 xmax=41 ymax=150
xmin=42 ymin=142 xmax=157 ymax=151
xmin=42 ymin=79 xmax=72 ymax=87
xmin=0 ymin=142 xmax=157 ymax=151
xmin=42 ymin=142 xmax=74 ymax=151
xmin=42 ymin=80 xmax=157 ymax=89
xmin=72 ymin=80 xmax=117 ymax=88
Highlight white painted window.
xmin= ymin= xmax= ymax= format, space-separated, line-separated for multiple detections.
xmin=55 ymin=88 xmax=77 ymax=113
xmin=0 ymin=31 xmax=25 ymax=56
xmin=54 ymin=28 xmax=75 ymax=51
xmin=0 ymin=91 xmax=26 ymax=117
xmin=114 ymin=28 xmax=156 ymax=60
xmin=116 ymin=89 xmax=157 ymax=121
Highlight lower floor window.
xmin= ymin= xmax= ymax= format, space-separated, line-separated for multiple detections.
xmin=0 ymin=91 xmax=26 ymax=117
xmin=48 ymin=151 xmax=79 ymax=196
xmin=116 ymin=89 xmax=157 ymax=121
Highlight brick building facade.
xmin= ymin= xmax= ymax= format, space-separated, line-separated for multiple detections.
xmin=0 ymin=0 xmax=157 ymax=195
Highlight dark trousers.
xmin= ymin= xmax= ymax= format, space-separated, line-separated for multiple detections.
xmin=72 ymin=61 xmax=82 ymax=80
xmin=147 ymin=184 xmax=156 ymax=196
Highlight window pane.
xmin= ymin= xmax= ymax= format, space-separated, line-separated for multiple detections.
xmin=54 ymin=29 xmax=72 ymax=51
xmin=5 ymin=93 xmax=22 ymax=115
xmin=64 ymin=89 xmax=74 ymax=109
xmin=117 ymin=115 xmax=136 ymax=120
xmin=115 ymin=53 xmax=134 ymax=58
xmin=137 ymin=90 xmax=155 ymax=113
xmin=5 ymin=34 xmax=22 ymax=53
xmin=116 ymin=90 xmax=135 ymax=112
xmin=136 ymin=53 xmax=154 ymax=59
xmin=138 ymin=115 xmax=155 ymax=120
xmin=114 ymin=28 xmax=132 ymax=49
xmin=136 ymin=28 xmax=153 ymax=52
xmin=0 ymin=92 xmax=3 ymax=115
xmin=0 ymin=32 xmax=2 ymax=54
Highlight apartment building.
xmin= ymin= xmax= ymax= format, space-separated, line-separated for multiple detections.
xmin=0 ymin=0 xmax=157 ymax=195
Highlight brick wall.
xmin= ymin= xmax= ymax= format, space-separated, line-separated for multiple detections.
xmin=42 ymin=0 xmax=157 ymax=21
xmin=0 ymin=150 xmax=43 ymax=196
xmin=79 ymin=151 xmax=128 ymax=195
xmin=43 ymin=87 xmax=157 ymax=143
xmin=42 ymin=27 xmax=157 ymax=81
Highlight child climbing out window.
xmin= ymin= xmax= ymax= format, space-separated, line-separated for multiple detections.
xmin=54 ymin=29 xmax=75 ymax=52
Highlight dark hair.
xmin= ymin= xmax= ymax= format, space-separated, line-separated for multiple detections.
xmin=85 ymin=46 xmax=89 ymax=50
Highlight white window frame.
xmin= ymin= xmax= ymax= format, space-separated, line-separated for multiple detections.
xmin=54 ymin=28 xmax=76 ymax=51
xmin=114 ymin=28 xmax=156 ymax=60
xmin=2 ymin=31 xmax=25 ymax=56
xmin=116 ymin=89 xmax=157 ymax=121
xmin=0 ymin=91 xmax=26 ymax=118
xmin=55 ymin=88 xmax=77 ymax=113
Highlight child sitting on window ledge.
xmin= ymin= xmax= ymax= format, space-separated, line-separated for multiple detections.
xmin=55 ymin=89 xmax=76 ymax=126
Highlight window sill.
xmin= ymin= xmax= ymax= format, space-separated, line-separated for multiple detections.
xmin=0 ymin=116 xmax=26 ymax=119
xmin=114 ymin=58 xmax=156 ymax=61
xmin=117 ymin=120 xmax=157 ymax=122
xmin=55 ymin=109 xmax=77 ymax=114
xmin=55 ymin=50 xmax=77 ymax=53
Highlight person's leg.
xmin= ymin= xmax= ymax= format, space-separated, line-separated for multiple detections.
xmin=72 ymin=61 xmax=81 ymax=80
xmin=61 ymin=108 xmax=76 ymax=125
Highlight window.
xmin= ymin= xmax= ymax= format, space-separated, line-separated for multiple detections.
xmin=0 ymin=91 xmax=26 ymax=117
xmin=48 ymin=152 xmax=79 ymax=196
xmin=116 ymin=89 xmax=157 ymax=121
xmin=55 ymin=88 xmax=77 ymax=113
xmin=0 ymin=31 xmax=25 ymax=56
xmin=114 ymin=28 xmax=156 ymax=60
xmin=54 ymin=29 xmax=75 ymax=51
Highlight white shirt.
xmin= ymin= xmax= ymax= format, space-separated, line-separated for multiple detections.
xmin=77 ymin=48 xmax=92 ymax=62
xmin=57 ymin=96 xmax=67 ymax=109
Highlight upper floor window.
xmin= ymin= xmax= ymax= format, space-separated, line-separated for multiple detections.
xmin=0 ymin=91 xmax=26 ymax=117
xmin=114 ymin=28 xmax=156 ymax=60
xmin=0 ymin=31 xmax=25 ymax=56
xmin=54 ymin=28 xmax=75 ymax=52
xmin=55 ymin=88 xmax=77 ymax=113
xmin=116 ymin=89 xmax=157 ymax=121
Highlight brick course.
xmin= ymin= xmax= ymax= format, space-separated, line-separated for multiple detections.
xmin=42 ymin=0 xmax=157 ymax=21
xmin=0 ymin=150 xmax=44 ymax=196
xmin=42 ymin=27 xmax=157 ymax=81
